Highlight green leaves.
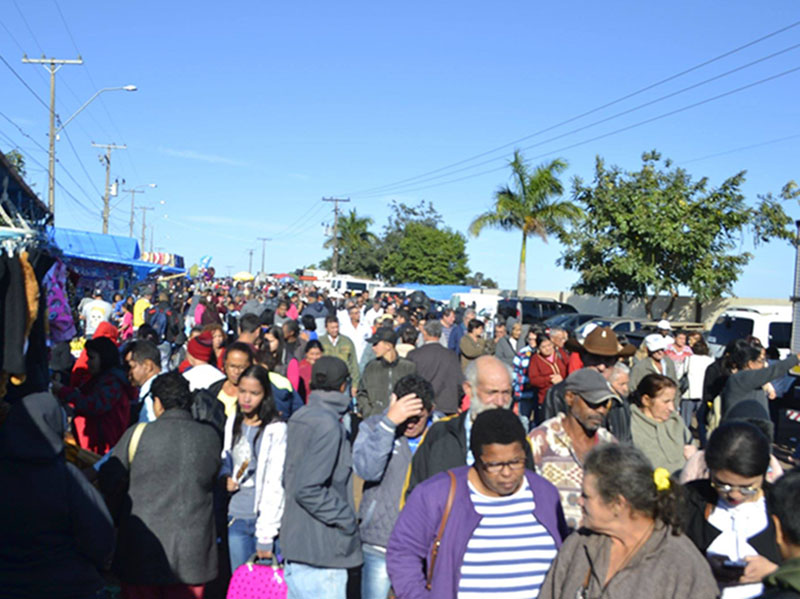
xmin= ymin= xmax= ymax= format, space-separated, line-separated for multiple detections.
xmin=469 ymin=150 xmax=579 ymax=293
xmin=560 ymin=151 xmax=797 ymax=314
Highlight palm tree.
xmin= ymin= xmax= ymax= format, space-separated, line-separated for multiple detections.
xmin=323 ymin=209 xmax=378 ymax=274
xmin=469 ymin=150 xmax=581 ymax=295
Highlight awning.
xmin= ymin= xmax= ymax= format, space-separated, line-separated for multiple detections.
xmin=51 ymin=227 xmax=184 ymax=279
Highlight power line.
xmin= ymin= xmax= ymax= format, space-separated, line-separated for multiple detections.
xmin=355 ymin=64 xmax=800 ymax=199
xmin=0 ymin=54 xmax=49 ymax=110
xmin=679 ymin=133 xmax=800 ymax=165
xmin=53 ymin=0 xmax=81 ymax=55
xmin=12 ymin=0 xmax=45 ymax=55
xmin=355 ymin=43 xmax=800 ymax=197
xmin=272 ymin=201 xmax=328 ymax=239
xmin=343 ymin=19 xmax=800 ymax=197
xmin=61 ymin=127 xmax=104 ymax=197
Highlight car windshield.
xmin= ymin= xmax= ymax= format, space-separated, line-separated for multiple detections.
xmin=708 ymin=316 xmax=754 ymax=347
xmin=576 ymin=319 xmax=611 ymax=336
xmin=544 ymin=314 xmax=570 ymax=326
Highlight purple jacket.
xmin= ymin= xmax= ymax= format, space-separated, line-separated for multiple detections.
xmin=387 ymin=465 xmax=569 ymax=599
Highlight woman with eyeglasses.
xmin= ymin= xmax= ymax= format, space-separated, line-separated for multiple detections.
xmin=387 ymin=408 xmax=568 ymax=599
xmin=683 ymin=420 xmax=781 ymax=598
xmin=539 ymin=444 xmax=718 ymax=599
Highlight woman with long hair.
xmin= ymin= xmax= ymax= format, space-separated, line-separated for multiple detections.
xmin=53 ymin=336 xmax=135 ymax=454
xmin=683 ymin=421 xmax=781 ymax=598
xmin=297 ymin=339 xmax=323 ymax=402
xmin=220 ymin=365 xmax=286 ymax=571
xmin=539 ymin=444 xmax=718 ymax=599
xmin=202 ymin=323 xmax=226 ymax=369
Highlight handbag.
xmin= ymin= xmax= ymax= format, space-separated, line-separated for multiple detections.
xmin=426 ymin=470 xmax=457 ymax=590
xmin=227 ymin=553 xmax=287 ymax=599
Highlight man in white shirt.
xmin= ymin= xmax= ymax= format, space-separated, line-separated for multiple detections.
xmin=81 ymin=289 xmax=113 ymax=338
xmin=123 ymin=340 xmax=162 ymax=423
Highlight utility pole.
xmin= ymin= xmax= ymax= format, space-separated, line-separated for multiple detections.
xmin=92 ymin=142 xmax=126 ymax=233
xmin=322 ymin=197 xmax=350 ymax=275
xmin=22 ymin=54 xmax=83 ymax=221
xmin=123 ymin=186 xmax=155 ymax=237
xmin=247 ymin=248 xmax=255 ymax=273
xmin=256 ymin=237 xmax=271 ymax=275
xmin=150 ymin=224 xmax=155 ymax=252
xmin=137 ymin=206 xmax=154 ymax=250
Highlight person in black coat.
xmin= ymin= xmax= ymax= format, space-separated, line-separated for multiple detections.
xmin=0 ymin=392 xmax=115 ymax=599
xmin=406 ymin=319 xmax=464 ymax=415
xmin=683 ymin=421 xmax=782 ymax=597
xmin=99 ymin=371 xmax=222 ymax=597
xmin=760 ymin=469 xmax=800 ymax=598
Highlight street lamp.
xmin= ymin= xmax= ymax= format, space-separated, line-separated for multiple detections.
xmin=48 ymin=85 xmax=137 ymax=222
xmin=122 ymin=182 xmax=156 ymax=237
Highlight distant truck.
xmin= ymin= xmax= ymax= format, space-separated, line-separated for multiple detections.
xmin=707 ymin=305 xmax=792 ymax=358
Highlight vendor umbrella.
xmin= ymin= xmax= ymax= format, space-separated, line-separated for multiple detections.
xmin=233 ymin=271 xmax=255 ymax=281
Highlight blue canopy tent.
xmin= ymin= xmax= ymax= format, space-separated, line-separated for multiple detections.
xmin=52 ymin=228 xmax=184 ymax=284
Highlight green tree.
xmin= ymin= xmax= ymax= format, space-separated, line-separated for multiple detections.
xmin=381 ymin=221 xmax=469 ymax=284
xmin=560 ymin=151 xmax=797 ymax=318
xmin=3 ymin=149 xmax=27 ymax=178
xmin=323 ymin=209 xmax=380 ymax=277
xmin=465 ymin=272 xmax=499 ymax=288
xmin=469 ymin=150 xmax=581 ymax=296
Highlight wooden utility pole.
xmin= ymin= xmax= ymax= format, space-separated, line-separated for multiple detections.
xmin=22 ymin=54 xmax=83 ymax=220
xmin=322 ymin=197 xmax=350 ymax=275
xmin=137 ymin=206 xmax=154 ymax=249
xmin=92 ymin=142 xmax=126 ymax=233
xmin=256 ymin=237 xmax=271 ymax=274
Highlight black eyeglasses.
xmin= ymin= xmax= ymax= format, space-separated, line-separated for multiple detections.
xmin=478 ymin=458 xmax=526 ymax=474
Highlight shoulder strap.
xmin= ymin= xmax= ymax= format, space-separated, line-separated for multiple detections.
xmin=426 ymin=470 xmax=457 ymax=590
xmin=128 ymin=422 xmax=148 ymax=464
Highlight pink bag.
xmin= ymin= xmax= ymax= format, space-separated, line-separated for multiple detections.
xmin=226 ymin=554 xmax=288 ymax=599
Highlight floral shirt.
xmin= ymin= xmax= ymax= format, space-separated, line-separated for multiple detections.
xmin=529 ymin=413 xmax=616 ymax=530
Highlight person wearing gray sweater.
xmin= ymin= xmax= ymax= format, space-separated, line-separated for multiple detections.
xmin=353 ymin=374 xmax=438 ymax=599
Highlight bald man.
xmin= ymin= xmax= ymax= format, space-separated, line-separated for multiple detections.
xmin=402 ymin=356 xmax=534 ymax=501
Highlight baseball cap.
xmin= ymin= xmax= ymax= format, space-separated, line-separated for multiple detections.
xmin=565 ymin=369 xmax=618 ymax=406
xmin=367 ymin=327 xmax=398 ymax=345
xmin=311 ymin=356 xmax=349 ymax=391
xmin=657 ymin=319 xmax=672 ymax=331
xmin=644 ymin=333 xmax=669 ymax=352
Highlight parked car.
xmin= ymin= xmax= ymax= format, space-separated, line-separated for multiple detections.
xmin=544 ymin=313 xmax=601 ymax=336
xmin=707 ymin=305 xmax=792 ymax=358
xmin=575 ymin=316 xmax=647 ymax=338
xmin=497 ymin=297 xmax=577 ymax=326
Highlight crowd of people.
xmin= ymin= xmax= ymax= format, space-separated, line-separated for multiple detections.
xmin=1 ymin=278 xmax=799 ymax=599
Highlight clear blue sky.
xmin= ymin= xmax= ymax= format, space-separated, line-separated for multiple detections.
xmin=1 ymin=1 xmax=798 ymax=298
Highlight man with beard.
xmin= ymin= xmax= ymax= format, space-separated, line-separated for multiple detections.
xmin=528 ymin=368 xmax=618 ymax=530
xmin=401 ymin=355 xmax=533 ymax=501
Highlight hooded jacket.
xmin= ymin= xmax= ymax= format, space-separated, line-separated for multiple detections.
xmin=630 ymin=404 xmax=690 ymax=475
xmin=0 ymin=392 xmax=115 ymax=599
xmin=280 ymin=389 xmax=363 ymax=569
xmin=762 ymin=557 xmax=800 ymax=598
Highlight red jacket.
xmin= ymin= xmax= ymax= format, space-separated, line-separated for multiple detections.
xmin=59 ymin=368 xmax=135 ymax=454
xmin=528 ymin=352 xmax=567 ymax=405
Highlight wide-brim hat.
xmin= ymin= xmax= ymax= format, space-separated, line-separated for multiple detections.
xmin=579 ymin=326 xmax=636 ymax=357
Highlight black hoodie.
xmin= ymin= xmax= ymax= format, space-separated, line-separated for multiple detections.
xmin=0 ymin=392 xmax=115 ymax=599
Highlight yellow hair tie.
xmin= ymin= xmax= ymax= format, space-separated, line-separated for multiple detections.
xmin=653 ymin=467 xmax=671 ymax=491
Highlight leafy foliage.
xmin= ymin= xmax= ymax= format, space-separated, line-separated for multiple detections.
xmin=469 ymin=150 xmax=581 ymax=294
xmin=381 ymin=221 xmax=469 ymax=284
xmin=560 ymin=151 xmax=797 ymax=317
xmin=320 ymin=201 xmax=470 ymax=284
xmin=465 ymin=272 xmax=499 ymax=288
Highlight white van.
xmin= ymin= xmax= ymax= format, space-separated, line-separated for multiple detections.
xmin=707 ymin=305 xmax=792 ymax=358
xmin=450 ymin=293 xmax=500 ymax=320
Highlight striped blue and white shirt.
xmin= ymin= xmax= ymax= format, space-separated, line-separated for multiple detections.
xmin=458 ymin=479 xmax=558 ymax=599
